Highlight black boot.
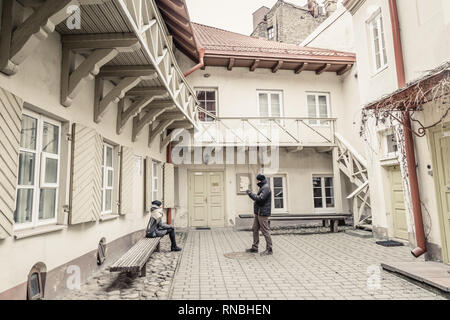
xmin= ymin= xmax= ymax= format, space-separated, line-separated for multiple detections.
xmin=168 ymin=229 xmax=181 ymax=251
xmin=260 ymin=249 xmax=273 ymax=256
xmin=246 ymin=248 xmax=258 ymax=253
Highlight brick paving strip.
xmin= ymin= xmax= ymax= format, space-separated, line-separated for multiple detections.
xmin=59 ymin=229 xmax=448 ymax=300
xmin=170 ymin=229 xmax=448 ymax=300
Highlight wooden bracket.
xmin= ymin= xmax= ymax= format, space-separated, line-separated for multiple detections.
xmin=131 ymin=102 xmax=176 ymax=142
xmin=94 ymin=66 xmax=158 ymax=123
xmin=60 ymin=33 xmax=140 ymax=107
xmin=316 ymin=63 xmax=332 ymax=75
xmin=148 ymin=116 xmax=184 ymax=147
xmin=250 ymin=59 xmax=260 ymax=72
xmin=337 ymin=64 xmax=352 ymax=76
xmin=295 ymin=62 xmax=309 ymax=74
xmin=272 ymin=60 xmax=284 ymax=73
xmin=0 ymin=0 xmax=74 ymax=75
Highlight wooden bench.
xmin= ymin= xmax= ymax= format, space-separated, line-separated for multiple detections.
xmin=238 ymin=214 xmax=352 ymax=233
xmin=110 ymin=238 xmax=161 ymax=277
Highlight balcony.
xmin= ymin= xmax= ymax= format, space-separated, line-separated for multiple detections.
xmin=192 ymin=116 xmax=336 ymax=147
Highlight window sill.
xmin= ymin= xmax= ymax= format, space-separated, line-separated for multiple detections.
xmin=14 ymin=225 xmax=66 ymax=240
xmin=380 ymin=157 xmax=400 ymax=167
xmin=100 ymin=214 xmax=120 ymax=222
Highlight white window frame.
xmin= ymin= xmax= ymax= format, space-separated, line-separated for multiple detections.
xmin=368 ymin=10 xmax=388 ymax=73
xmin=312 ymin=175 xmax=335 ymax=212
xmin=15 ymin=109 xmax=61 ymax=230
xmin=307 ymin=92 xmax=331 ymax=126
xmin=382 ymin=129 xmax=399 ymax=159
xmin=196 ymin=88 xmax=218 ymax=123
xmin=152 ymin=160 xmax=162 ymax=202
xmin=268 ymin=175 xmax=288 ymax=214
xmin=101 ymin=143 xmax=115 ymax=215
xmin=257 ymin=90 xmax=284 ymax=118
xmin=267 ymin=26 xmax=274 ymax=40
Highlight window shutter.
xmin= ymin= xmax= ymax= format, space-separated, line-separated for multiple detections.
xmin=69 ymin=123 xmax=102 ymax=225
xmin=163 ymin=163 xmax=175 ymax=209
xmin=144 ymin=156 xmax=153 ymax=213
xmin=119 ymin=146 xmax=133 ymax=215
xmin=0 ymin=87 xmax=23 ymax=239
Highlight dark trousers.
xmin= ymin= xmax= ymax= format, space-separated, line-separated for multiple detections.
xmin=159 ymin=224 xmax=177 ymax=248
xmin=252 ymin=215 xmax=273 ymax=251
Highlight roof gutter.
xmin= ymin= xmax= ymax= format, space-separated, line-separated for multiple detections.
xmin=388 ymin=0 xmax=426 ymax=257
xmin=184 ymin=48 xmax=205 ymax=77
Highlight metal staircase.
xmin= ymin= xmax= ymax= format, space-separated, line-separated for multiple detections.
xmin=335 ymin=133 xmax=372 ymax=229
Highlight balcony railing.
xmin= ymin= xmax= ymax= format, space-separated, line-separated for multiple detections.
xmin=192 ymin=116 xmax=336 ymax=147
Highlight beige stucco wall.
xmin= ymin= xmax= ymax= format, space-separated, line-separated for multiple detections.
xmin=349 ymin=0 xmax=450 ymax=259
xmin=0 ymin=32 xmax=166 ymax=294
xmin=174 ymin=148 xmax=336 ymax=229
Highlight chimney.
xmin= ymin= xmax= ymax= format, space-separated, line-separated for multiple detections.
xmin=252 ymin=6 xmax=270 ymax=30
xmin=324 ymin=0 xmax=338 ymax=15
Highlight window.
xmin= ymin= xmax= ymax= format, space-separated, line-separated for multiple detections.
xmin=268 ymin=176 xmax=287 ymax=213
xmin=196 ymin=89 xmax=217 ymax=122
xmin=258 ymin=91 xmax=283 ymax=119
xmin=27 ymin=267 xmax=43 ymax=300
xmin=368 ymin=11 xmax=388 ymax=72
xmin=307 ymin=93 xmax=331 ymax=125
xmin=267 ymin=26 xmax=274 ymax=40
xmin=313 ymin=176 xmax=335 ymax=209
xmin=15 ymin=111 xmax=61 ymax=229
xmin=152 ymin=160 xmax=162 ymax=202
xmin=101 ymin=143 xmax=115 ymax=215
xmin=384 ymin=131 xmax=399 ymax=158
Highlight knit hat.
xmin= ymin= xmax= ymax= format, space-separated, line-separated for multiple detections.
xmin=152 ymin=200 xmax=162 ymax=207
xmin=256 ymin=174 xmax=266 ymax=182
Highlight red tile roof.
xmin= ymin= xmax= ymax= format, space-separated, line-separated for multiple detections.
xmin=192 ymin=22 xmax=356 ymax=63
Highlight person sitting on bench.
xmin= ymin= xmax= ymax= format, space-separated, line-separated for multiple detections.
xmin=146 ymin=200 xmax=182 ymax=252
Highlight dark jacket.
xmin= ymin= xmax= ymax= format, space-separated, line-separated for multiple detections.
xmin=247 ymin=179 xmax=272 ymax=217
xmin=146 ymin=206 xmax=173 ymax=238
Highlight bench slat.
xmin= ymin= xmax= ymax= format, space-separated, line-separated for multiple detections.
xmin=110 ymin=238 xmax=160 ymax=272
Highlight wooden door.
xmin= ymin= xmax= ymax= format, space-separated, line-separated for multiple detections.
xmin=389 ymin=166 xmax=408 ymax=240
xmin=431 ymin=127 xmax=450 ymax=264
xmin=189 ymin=171 xmax=225 ymax=228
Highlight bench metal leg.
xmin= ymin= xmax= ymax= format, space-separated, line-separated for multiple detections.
xmin=140 ymin=263 xmax=147 ymax=278
xmin=330 ymin=220 xmax=339 ymax=233
xmin=156 ymin=242 xmax=161 ymax=253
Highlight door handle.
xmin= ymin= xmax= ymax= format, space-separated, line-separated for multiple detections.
xmin=205 ymin=196 xmax=208 ymax=204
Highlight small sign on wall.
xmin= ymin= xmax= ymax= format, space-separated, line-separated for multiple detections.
xmin=236 ymin=173 xmax=252 ymax=195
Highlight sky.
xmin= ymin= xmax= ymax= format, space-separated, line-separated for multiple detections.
xmin=185 ymin=0 xmax=334 ymax=35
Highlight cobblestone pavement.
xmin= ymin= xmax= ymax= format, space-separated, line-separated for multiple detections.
xmin=61 ymin=234 xmax=184 ymax=300
xmin=170 ymin=229 xmax=447 ymax=300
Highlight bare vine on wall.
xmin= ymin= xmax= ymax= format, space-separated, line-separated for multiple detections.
xmin=358 ymin=63 xmax=449 ymax=239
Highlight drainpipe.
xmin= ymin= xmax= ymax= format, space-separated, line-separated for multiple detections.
xmin=167 ymin=140 xmax=173 ymax=225
xmin=388 ymin=0 xmax=426 ymax=257
xmin=184 ymin=48 xmax=205 ymax=77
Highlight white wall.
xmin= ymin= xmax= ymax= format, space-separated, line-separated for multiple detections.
xmin=349 ymin=0 xmax=450 ymax=256
xmin=0 ymin=32 xmax=166 ymax=294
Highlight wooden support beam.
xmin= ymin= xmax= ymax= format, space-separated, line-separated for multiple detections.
xmin=132 ymin=108 xmax=168 ymax=142
xmin=126 ymin=87 xmax=167 ymax=97
xmin=1 ymin=0 xmax=74 ymax=75
xmin=272 ymin=60 xmax=283 ymax=73
xmin=250 ymin=59 xmax=260 ymax=72
xmin=116 ymin=93 xmax=170 ymax=134
xmin=62 ymin=48 xmax=118 ymax=107
xmin=61 ymin=33 xmax=141 ymax=52
xmin=337 ymin=64 xmax=352 ymax=76
xmin=295 ymin=62 xmax=309 ymax=74
xmin=227 ymin=58 xmax=235 ymax=71
xmin=316 ymin=63 xmax=332 ymax=75
xmin=98 ymin=65 xmax=157 ymax=79
xmin=287 ymin=146 xmax=304 ymax=153
xmin=168 ymin=121 xmax=194 ymax=130
xmin=131 ymin=102 xmax=177 ymax=142
xmin=94 ymin=65 xmax=160 ymax=123
xmin=60 ymin=34 xmax=141 ymax=107
xmin=149 ymin=117 xmax=184 ymax=146
xmin=94 ymin=76 xmax=141 ymax=123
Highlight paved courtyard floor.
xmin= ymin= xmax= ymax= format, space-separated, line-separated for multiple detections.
xmin=169 ymin=229 xmax=447 ymax=300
